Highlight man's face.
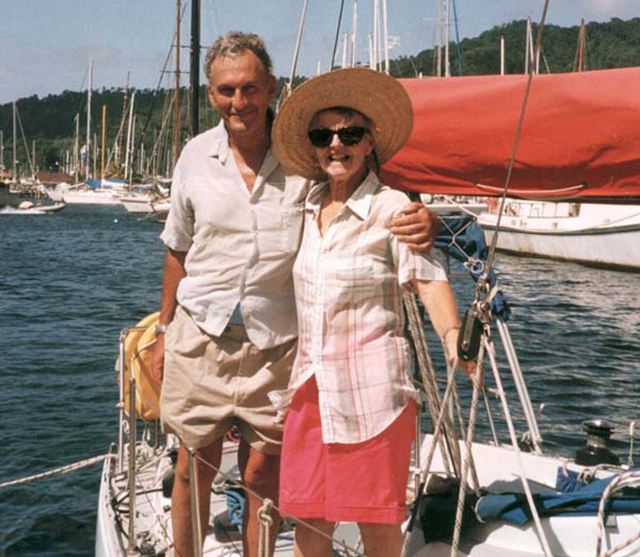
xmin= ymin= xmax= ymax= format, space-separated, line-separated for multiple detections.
xmin=207 ymin=51 xmax=276 ymax=138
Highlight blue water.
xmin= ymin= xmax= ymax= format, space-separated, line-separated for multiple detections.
xmin=0 ymin=205 xmax=638 ymax=556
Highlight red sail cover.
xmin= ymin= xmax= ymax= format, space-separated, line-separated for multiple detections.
xmin=381 ymin=68 xmax=640 ymax=201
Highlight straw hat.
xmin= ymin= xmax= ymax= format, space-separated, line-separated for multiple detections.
xmin=272 ymin=67 xmax=413 ymax=180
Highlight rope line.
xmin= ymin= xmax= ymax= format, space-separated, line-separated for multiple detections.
xmin=596 ymin=470 xmax=640 ymax=557
xmin=0 ymin=454 xmax=110 ymax=489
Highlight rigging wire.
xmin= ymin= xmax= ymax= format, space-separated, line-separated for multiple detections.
xmin=478 ymin=0 xmax=552 ymax=293
xmin=451 ymin=0 xmax=464 ymax=76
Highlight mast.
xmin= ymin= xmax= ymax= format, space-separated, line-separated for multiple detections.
xmin=435 ymin=0 xmax=442 ymax=77
xmin=124 ymin=91 xmax=136 ymax=184
xmin=86 ymin=58 xmax=93 ymax=179
xmin=117 ymin=73 xmax=130 ymax=172
xmin=577 ymin=19 xmax=586 ymax=72
xmin=342 ymin=32 xmax=348 ymax=68
xmin=74 ymin=114 xmax=80 ymax=183
xmin=190 ymin=0 xmax=200 ymax=137
xmin=500 ymin=35 xmax=505 ymax=75
xmin=382 ymin=0 xmax=389 ymax=73
xmin=0 ymin=131 xmax=4 ymax=172
xmin=372 ymin=0 xmax=378 ymax=70
xmin=351 ymin=0 xmax=358 ymax=66
xmin=13 ymin=101 xmax=17 ymax=183
xmin=174 ymin=0 xmax=181 ymax=170
xmin=101 ymin=105 xmax=107 ymax=179
xmin=444 ymin=0 xmax=451 ymax=77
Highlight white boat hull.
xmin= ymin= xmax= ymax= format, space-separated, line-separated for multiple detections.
xmin=95 ymin=433 xmax=640 ymax=557
xmin=120 ymin=196 xmax=153 ymax=213
xmin=478 ymin=202 xmax=640 ymax=271
xmin=62 ymin=190 xmax=122 ymax=205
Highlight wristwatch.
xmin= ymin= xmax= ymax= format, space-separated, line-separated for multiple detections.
xmin=154 ymin=323 xmax=168 ymax=336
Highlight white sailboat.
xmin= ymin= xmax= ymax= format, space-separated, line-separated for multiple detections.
xmin=477 ymin=200 xmax=640 ymax=271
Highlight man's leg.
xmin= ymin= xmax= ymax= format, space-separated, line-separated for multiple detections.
xmin=238 ymin=438 xmax=281 ymax=557
xmin=171 ymin=438 xmax=224 ymax=557
xmin=359 ymin=523 xmax=403 ymax=557
xmin=292 ymin=518 xmax=335 ymax=557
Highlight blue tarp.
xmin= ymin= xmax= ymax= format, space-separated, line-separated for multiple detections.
xmin=477 ymin=470 xmax=640 ymax=526
xmin=435 ymin=215 xmax=511 ymax=321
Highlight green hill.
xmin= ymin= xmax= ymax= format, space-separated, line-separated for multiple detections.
xmin=1 ymin=17 xmax=638 ymax=179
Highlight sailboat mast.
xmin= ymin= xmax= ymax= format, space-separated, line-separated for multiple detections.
xmin=577 ymin=19 xmax=586 ymax=72
xmin=351 ymin=0 xmax=358 ymax=67
xmin=174 ymin=0 xmax=181 ymax=170
xmin=435 ymin=0 xmax=442 ymax=77
xmin=0 ymin=131 xmax=4 ymax=171
xmin=101 ymin=105 xmax=107 ymax=179
xmin=86 ymin=59 xmax=93 ymax=180
xmin=13 ymin=101 xmax=17 ymax=183
xmin=74 ymin=114 xmax=80 ymax=183
xmin=190 ymin=0 xmax=200 ymax=138
xmin=382 ymin=0 xmax=389 ymax=73
xmin=444 ymin=0 xmax=450 ymax=77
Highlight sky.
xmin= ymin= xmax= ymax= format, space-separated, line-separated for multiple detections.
xmin=1 ymin=0 xmax=638 ymax=105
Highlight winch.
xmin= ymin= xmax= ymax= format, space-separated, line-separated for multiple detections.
xmin=575 ymin=419 xmax=620 ymax=466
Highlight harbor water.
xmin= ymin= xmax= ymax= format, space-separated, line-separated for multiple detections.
xmin=0 ymin=204 xmax=638 ymax=556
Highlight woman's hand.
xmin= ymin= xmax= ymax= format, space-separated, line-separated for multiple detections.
xmin=444 ymin=328 xmax=479 ymax=382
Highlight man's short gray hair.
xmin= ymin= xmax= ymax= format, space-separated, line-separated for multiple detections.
xmin=204 ymin=31 xmax=273 ymax=81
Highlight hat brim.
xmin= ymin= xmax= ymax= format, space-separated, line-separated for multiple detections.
xmin=272 ymin=68 xmax=413 ymax=180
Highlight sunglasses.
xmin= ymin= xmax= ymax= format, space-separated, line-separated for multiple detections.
xmin=307 ymin=126 xmax=368 ymax=148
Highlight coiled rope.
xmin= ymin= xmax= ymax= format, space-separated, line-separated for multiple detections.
xmin=0 ymin=454 xmax=110 ymax=489
xmin=596 ymin=469 xmax=640 ymax=557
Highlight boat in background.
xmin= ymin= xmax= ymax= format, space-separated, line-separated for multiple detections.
xmin=47 ymin=179 xmax=126 ymax=205
xmin=477 ymin=200 xmax=640 ymax=271
xmin=0 ymin=200 xmax=66 ymax=215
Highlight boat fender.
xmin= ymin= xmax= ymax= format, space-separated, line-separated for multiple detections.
xmin=122 ymin=312 xmax=161 ymax=421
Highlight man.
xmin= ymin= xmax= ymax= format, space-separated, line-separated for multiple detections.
xmin=152 ymin=32 xmax=439 ymax=557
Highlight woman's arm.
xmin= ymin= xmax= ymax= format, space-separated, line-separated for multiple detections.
xmin=411 ymin=278 xmax=476 ymax=378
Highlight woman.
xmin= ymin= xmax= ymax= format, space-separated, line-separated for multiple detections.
xmin=271 ymin=68 xmax=474 ymax=557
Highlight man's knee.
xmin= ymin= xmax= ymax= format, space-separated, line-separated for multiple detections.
xmin=174 ymin=441 xmax=222 ymax=490
xmin=242 ymin=448 xmax=280 ymax=496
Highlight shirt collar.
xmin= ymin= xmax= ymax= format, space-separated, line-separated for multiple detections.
xmin=207 ymin=120 xmax=231 ymax=164
xmin=305 ymin=170 xmax=380 ymax=220
xmin=345 ymin=170 xmax=380 ymax=220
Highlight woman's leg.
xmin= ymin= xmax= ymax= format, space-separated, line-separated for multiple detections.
xmin=294 ymin=518 xmax=336 ymax=557
xmin=358 ymin=523 xmax=403 ymax=557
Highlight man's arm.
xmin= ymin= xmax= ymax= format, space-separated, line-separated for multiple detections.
xmin=151 ymin=248 xmax=187 ymax=388
xmin=391 ymin=201 xmax=441 ymax=251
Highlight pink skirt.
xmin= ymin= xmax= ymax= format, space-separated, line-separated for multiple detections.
xmin=279 ymin=376 xmax=416 ymax=524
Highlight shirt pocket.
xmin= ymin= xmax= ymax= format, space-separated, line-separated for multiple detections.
xmin=328 ymin=262 xmax=377 ymax=305
xmin=281 ymin=205 xmax=305 ymax=253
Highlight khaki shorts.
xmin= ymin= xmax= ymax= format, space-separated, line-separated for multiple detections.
xmin=160 ymin=306 xmax=297 ymax=454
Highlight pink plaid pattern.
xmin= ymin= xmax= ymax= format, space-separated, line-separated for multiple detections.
xmin=288 ymin=172 xmax=448 ymax=444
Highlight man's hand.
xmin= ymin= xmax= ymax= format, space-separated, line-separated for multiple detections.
xmin=391 ymin=201 xmax=440 ymax=252
xmin=151 ymin=334 xmax=165 ymax=390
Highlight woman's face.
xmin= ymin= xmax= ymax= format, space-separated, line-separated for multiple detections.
xmin=310 ymin=110 xmax=373 ymax=185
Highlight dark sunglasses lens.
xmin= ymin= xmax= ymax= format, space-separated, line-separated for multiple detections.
xmin=337 ymin=127 xmax=366 ymax=145
xmin=308 ymin=129 xmax=333 ymax=147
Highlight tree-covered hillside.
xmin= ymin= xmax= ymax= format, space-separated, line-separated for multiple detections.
xmin=1 ymin=17 xmax=638 ymax=179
